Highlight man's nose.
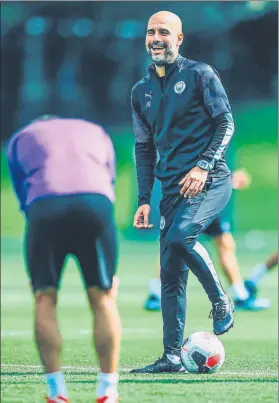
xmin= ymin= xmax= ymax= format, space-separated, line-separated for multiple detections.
xmin=153 ymin=31 xmax=161 ymax=42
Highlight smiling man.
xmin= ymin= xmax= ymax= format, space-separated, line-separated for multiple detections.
xmin=131 ymin=11 xmax=235 ymax=373
xmin=146 ymin=11 xmax=183 ymax=67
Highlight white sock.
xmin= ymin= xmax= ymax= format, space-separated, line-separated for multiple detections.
xmin=148 ymin=278 xmax=161 ymax=298
xmin=96 ymin=372 xmax=119 ymax=398
xmin=46 ymin=371 xmax=68 ymax=398
xmin=166 ymin=354 xmax=181 ymax=364
xmin=248 ymin=263 xmax=268 ymax=286
xmin=229 ymin=282 xmax=249 ymax=301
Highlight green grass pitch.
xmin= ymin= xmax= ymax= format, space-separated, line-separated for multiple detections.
xmin=1 ymin=235 xmax=278 ymax=403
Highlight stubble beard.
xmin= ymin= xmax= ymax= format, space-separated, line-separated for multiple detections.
xmin=148 ymin=46 xmax=177 ymax=66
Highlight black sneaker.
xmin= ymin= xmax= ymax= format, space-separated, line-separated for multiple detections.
xmin=130 ymin=354 xmax=185 ymax=374
xmin=209 ymin=296 xmax=234 ymax=335
xmin=244 ymin=280 xmax=258 ymax=298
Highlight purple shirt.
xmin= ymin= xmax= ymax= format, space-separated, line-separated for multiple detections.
xmin=6 ymin=118 xmax=116 ymax=211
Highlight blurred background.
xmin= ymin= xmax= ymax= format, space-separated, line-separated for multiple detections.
xmin=1 ymin=4 xmax=278 ymax=401
xmin=1 ymin=0 xmax=278 ymax=246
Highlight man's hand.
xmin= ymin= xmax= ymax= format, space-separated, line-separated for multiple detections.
xmin=133 ymin=204 xmax=153 ymax=229
xmin=232 ymin=169 xmax=251 ymax=190
xmin=179 ymin=166 xmax=208 ymax=197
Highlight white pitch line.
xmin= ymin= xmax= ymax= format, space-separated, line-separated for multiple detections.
xmin=0 ymin=364 xmax=277 ymax=377
xmin=1 ymin=330 xmax=31 ymax=337
xmin=0 ymin=364 xmax=132 ymax=373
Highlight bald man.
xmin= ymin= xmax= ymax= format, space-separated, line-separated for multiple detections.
xmin=131 ymin=11 xmax=235 ymax=373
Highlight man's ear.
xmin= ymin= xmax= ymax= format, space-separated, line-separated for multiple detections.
xmin=177 ymin=33 xmax=184 ymax=46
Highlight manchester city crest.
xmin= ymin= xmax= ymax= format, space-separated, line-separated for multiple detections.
xmin=174 ymin=81 xmax=186 ymax=94
xmin=160 ymin=216 xmax=166 ymax=230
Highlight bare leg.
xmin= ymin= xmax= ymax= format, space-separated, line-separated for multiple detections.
xmin=34 ymin=289 xmax=61 ymax=373
xmin=266 ymin=252 xmax=278 ymax=270
xmin=247 ymin=251 xmax=278 ymax=287
xmin=87 ymin=277 xmax=121 ymax=373
xmin=34 ymin=289 xmax=68 ymax=399
xmin=213 ymin=233 xmax=250 ymax=301
xmin=214 ymin=233 xmax=243 ymax=285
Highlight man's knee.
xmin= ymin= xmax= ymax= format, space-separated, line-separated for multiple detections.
xmin=34 ymin=291 xmax=58 ymax=332
xmin=166 ymin=223 xmax=200 ymax=253
xmin=35 ymin=288 xmax=57 ymax=302
xmin=215 ymin=232 xmax=236 ymax=254
xmin=35 ymin=289 xmax=57 ymax=314
xmin=87 ymin=276 xmax=119 ymax=311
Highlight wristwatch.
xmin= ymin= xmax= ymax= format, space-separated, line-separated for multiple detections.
xmin=197 ymin=160 xmax=211 ymax=171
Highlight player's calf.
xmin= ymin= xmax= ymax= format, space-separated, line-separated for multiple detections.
xmin=35 ymin=290 xmax=68 ymax=400
xmin=35 ymin=290 xmax=62 ymax=373
xmin=87 ymin=277 xmax=121 ymax=401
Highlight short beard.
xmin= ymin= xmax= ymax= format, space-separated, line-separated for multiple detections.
xmin=148 ymin=47 xmax=176 ymax=66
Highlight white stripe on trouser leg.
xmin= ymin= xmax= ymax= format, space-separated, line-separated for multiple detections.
xmin=193 ymin=242 xmax=221 ymax=285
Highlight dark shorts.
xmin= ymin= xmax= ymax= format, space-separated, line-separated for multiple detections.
xmin=25 ymin=194 xmax=117 ymax=293
xmin=203 ymin=216 xmax=231 ymax=237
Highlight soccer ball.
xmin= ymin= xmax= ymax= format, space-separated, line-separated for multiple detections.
xmin=181 ymin=331 xmax=225 ymax=374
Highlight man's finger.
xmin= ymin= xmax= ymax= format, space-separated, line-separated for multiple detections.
xmin=194 ymin=183 xmax=204 ymax=197
xmin=133 ymin=211 xmax=143 ymax=226
xmin=134 ymin=223 xmax=154 ymax=229
xmin=180 ymin=177 xmax=193 ymax=195
xmin=184 ymin=184 xmax=196 ymax=197
xmin=178 ymin=174 xmax=189 ymax=185
xmin=133 ymin=213 xmax=139 ymax=226
xmin=193 ymin=181 xmax=205 ymax=197
xmin=143 ymin=211 xmax=150 ymax=228
xmin=188 ymin=181 xmax=203 ymax=197
xmin=134 ymin=223 xmax=143 ymax=228
xmin=185 ymin=180 xmax=199 ymax=197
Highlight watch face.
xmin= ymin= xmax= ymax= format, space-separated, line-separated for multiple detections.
xmin=199 ymin=161 xmax=209 ymax=170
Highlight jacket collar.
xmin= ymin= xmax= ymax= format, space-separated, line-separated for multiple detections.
xmin=148 ymin=54 xmax=186 ymax=76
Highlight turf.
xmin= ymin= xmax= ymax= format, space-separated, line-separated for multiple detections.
xmin=1 ymin=235 xmax=278 ymax=403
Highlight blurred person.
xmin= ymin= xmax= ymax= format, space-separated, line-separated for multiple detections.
xmin=245 ymin=251 xmax=278 ymax=296
xmin=7 ymin=115 xmax=121 ymax=403
xmin=131 ymin=11 xmax=235 ymax=374
xmin=145 ymin=169 xmax=271 ymax=312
